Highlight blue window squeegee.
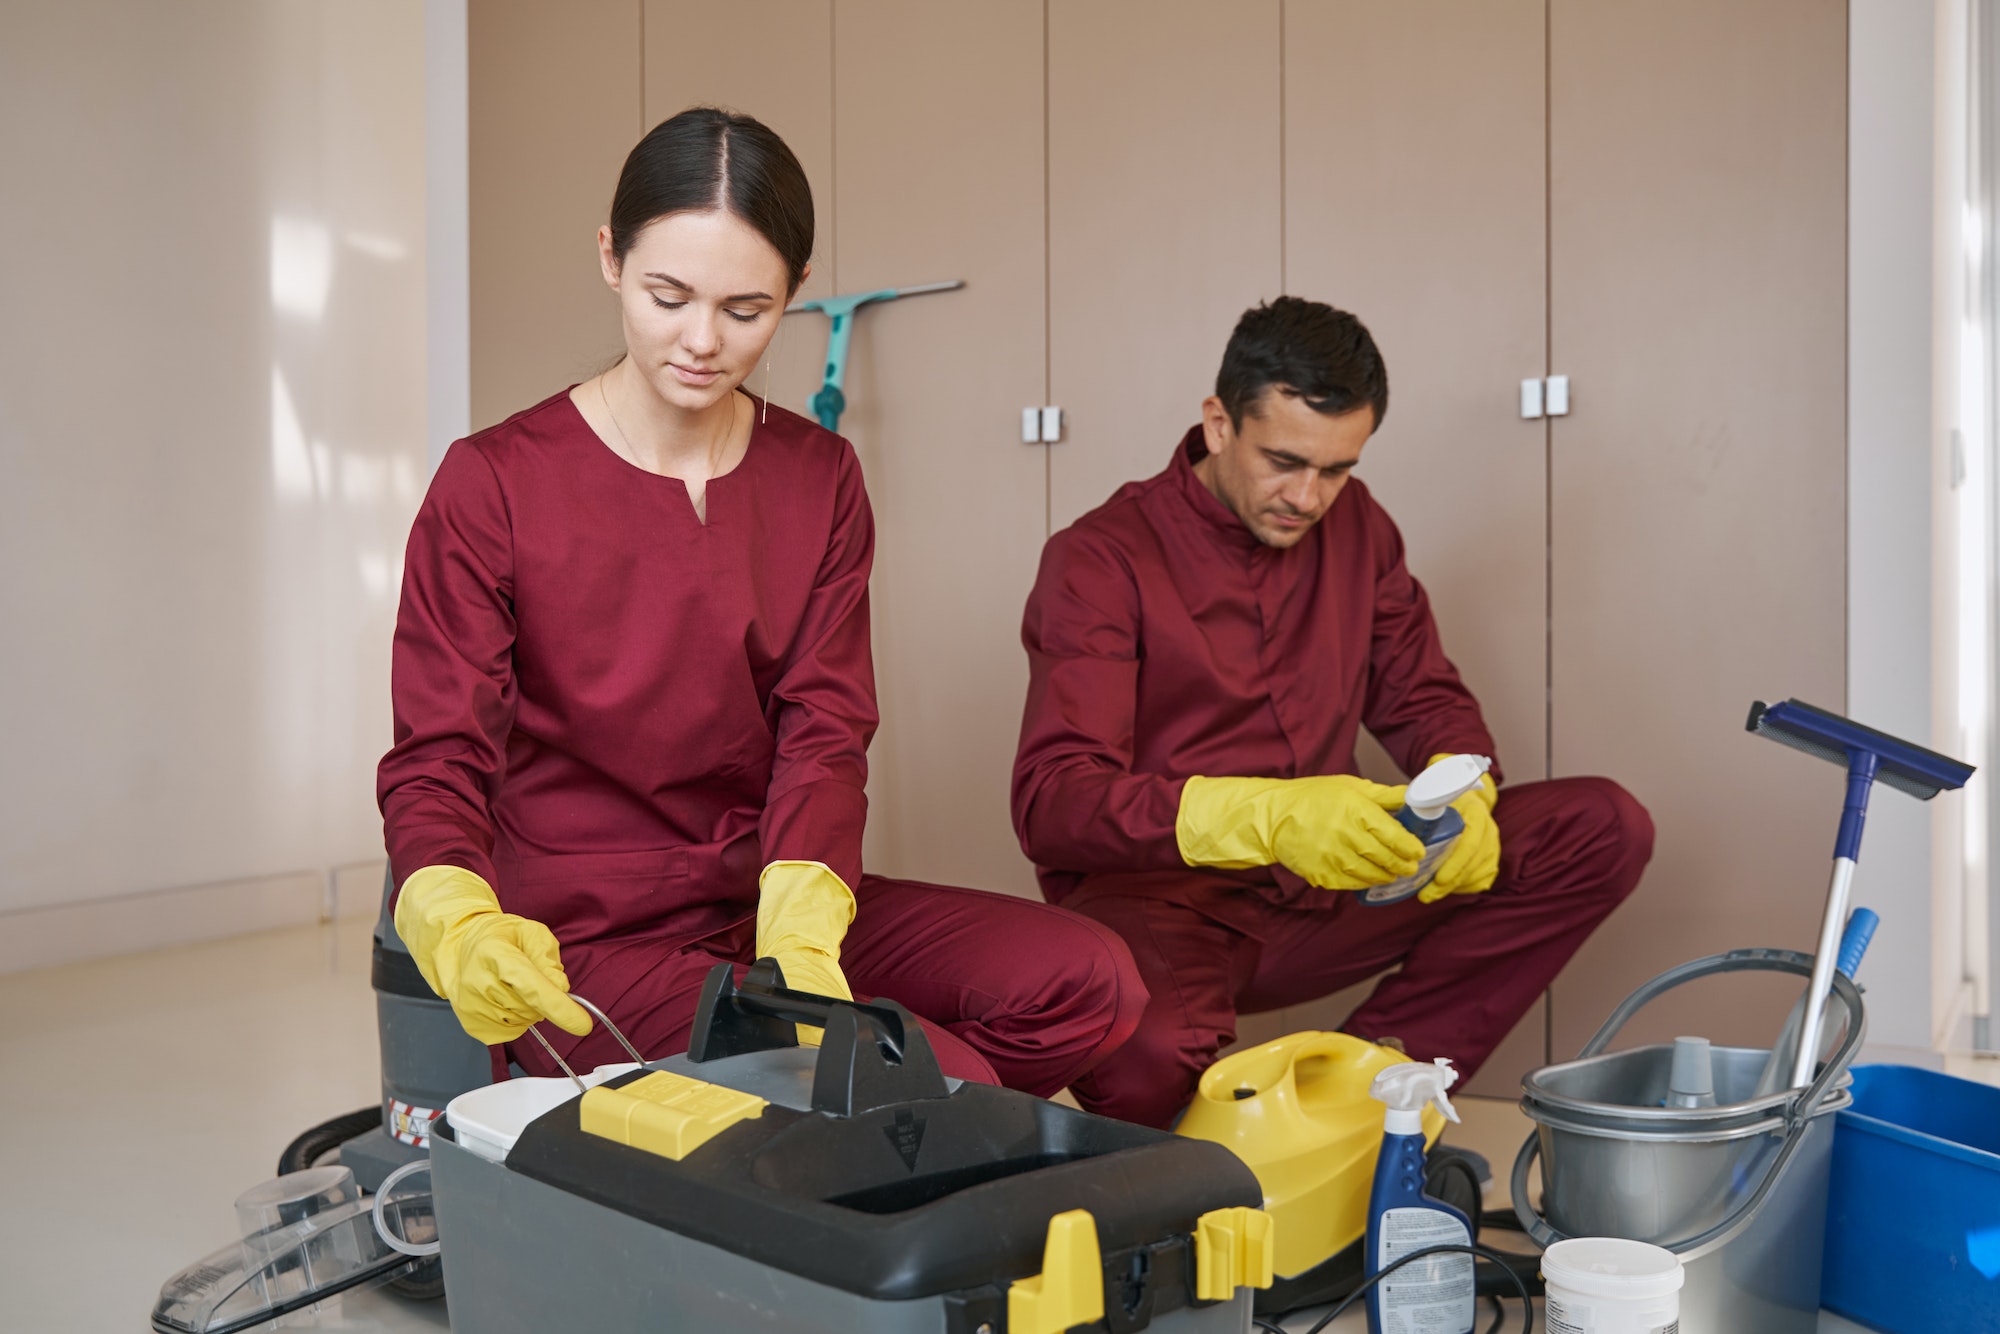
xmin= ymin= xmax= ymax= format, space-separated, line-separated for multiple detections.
xmin=785 ymin=280 xmax=964 ymax=432
xmin=1746 ymin=699 xmax=1974 ymax=1086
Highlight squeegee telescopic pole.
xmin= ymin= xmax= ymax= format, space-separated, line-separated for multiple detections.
xmin=1792 ymin=753 xmax=1879 ymax=1088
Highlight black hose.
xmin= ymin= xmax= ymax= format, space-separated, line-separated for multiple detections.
xmin=1301 ymin=1243 xmax=1535 ymax=1334
xmin=277 ymin=1106 xmax=381 ymax=1175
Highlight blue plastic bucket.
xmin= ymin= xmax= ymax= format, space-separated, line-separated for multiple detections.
xmin=1822 ymin=1064 xmax=2000 ymax=1332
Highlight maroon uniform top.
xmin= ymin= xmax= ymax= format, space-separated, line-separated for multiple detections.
xmin=1013 ymin=426 xmax=1498 ymax=912
xmin=377 ymin=391 xmax=874 ymax=972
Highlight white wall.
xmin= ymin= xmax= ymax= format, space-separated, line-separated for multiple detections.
xmin=425 ymin=0 xmax=470 ymax=470
xmin=0 ymin=1 xmax=428 ymax=967
xmin=1848 ymin=0 xmax=1944 ymax=1059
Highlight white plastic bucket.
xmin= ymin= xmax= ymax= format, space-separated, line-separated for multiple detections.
xmin=1541 ymin=1237 xmax=1683 ymax=1334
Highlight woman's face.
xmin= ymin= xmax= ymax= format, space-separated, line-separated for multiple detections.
xmin=599 ymin=209 xmax=801 ymax=414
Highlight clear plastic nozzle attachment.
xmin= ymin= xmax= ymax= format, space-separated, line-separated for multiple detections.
xmin=1369 ymin=1057 xmax=1461 ymax=1135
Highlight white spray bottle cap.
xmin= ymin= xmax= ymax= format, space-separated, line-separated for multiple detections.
xmin=1369 ymin=1058 xmax=1462 ymax=1136
xmin=1405 ymin=755 xmax=1494 ymax=821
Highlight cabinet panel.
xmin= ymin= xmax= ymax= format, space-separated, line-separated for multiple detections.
xmin=1282 ymin=0 xmax=1550 ymax=1094
xmin=643 ymin=1 xmax=834 ymax=420
xmin=832 ymin=3 xmax=1048 ymax=894
xmin=468 ymin=0 xmax=641 ymax=429
xmin=1047 ymin=0 xmax=1284 ymax=528
xmin=1548 ymin=0 xmax=1848 ymax=1054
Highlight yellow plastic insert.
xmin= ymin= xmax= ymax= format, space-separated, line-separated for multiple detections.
xmin=578 ymin=1070 xmax=766 ymax=1161
xmin=1194 ymin=1206 xmax=1276 ymax=1300
xmin=1007 ymin=1209 xmax=1103 ymax=1334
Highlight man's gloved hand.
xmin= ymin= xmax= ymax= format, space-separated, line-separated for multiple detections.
xmin=1177 ymin=774 xmax=1425 ymax=891
xmin=1419 ymin=754 xmax=1502 ymax=903
xmin=394 ymin=866 xmax=593 ymax=1045
xmin=757 ymin=861 xmax=857 ymax=1046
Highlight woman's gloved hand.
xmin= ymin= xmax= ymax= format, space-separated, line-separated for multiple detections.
xmin=756 ymin=861 xmax=857 ymax=1046
xmin=1176 ymin=774 xmax=1424 ymax=891
xmin=1420 ymin=757 xmax=1502 ymax=902
xmin=393 ymin=866 xmax=593 ymax=1045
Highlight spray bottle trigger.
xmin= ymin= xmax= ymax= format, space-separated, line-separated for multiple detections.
xmin=1426 ymin=1059 xmax=1461 ymax=1124
xmin=1369 ymin=1057 xmax=1461 ymax=1129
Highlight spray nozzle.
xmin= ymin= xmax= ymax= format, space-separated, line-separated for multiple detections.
xmin=1369 ymin=1058 xmax=1461 ymax=1127
xmin=1404 ymin=755 xmax=1494 ymax=821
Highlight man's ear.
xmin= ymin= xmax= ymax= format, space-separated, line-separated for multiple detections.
xmin=1200 ymin=395 xmax=1234 ymax=456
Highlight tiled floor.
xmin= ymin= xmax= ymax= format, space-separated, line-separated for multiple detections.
xmin=0 ymin=917 xmax=1886 ymax=1331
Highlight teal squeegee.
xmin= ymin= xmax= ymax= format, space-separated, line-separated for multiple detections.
xmin=785 ymin=280 xmax=964 ymax=431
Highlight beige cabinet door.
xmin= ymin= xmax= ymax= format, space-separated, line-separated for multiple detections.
xmin=831 ymin=2 xmax=1050 ymax=895
xmin=1279 ymin=0 xmax=1551 ymax=1095
xmin=643 ymin=1 xmax=836 ymax=420
xmin=1046 ymin=0 xmax=1285 ymax=529
xmin=1547 ymin=0 xmax=1848 ymax=1056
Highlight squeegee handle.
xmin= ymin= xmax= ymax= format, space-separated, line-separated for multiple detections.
xmin=1834 ymin=750 xmax=1880 ymax=861
xmin=1792 ymin=856 xmax=1858 ymax=1088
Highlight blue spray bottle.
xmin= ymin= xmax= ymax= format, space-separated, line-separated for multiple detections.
xmin=1362 ymin=755 xmax=1494 ymax=907
xmin=1365 ymin=1059 xmax=1474 ymax=1334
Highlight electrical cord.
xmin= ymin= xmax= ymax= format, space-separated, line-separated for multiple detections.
xmin=1257 ymin=1309 xmax=1509 ymax=1334
xmin=1429 ymin=1151 xmax=1487 ymax=1222
xmin=1291 ymin=1243 xmax=1535 ymax=1334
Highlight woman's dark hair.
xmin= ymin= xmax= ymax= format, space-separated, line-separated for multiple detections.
xmin=1215 ymin=296 xmax=1389 ymax=431
xmin=608 ymin=107 xmax=815 ymax=293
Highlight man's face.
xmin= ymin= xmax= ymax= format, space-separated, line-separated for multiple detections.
xmin=1193 ymin=388 xmax=1375 ymax=548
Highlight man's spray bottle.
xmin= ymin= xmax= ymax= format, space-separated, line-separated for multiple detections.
xmin=1365 ymin=1059 xmax=1475 ymax=1334
xmin=1362 ymin=755 xmax=1493 ymax=906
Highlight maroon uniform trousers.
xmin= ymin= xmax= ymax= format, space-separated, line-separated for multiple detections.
xmin=1065 ymin=777 xmax=1650 ymax=1127
xmin=1014 ymin=427 xmax=1653 ymax=1127
xmin=381 ymin=392 xmax=1141 ymax=1098
xmin=534 ymin=872 xmax=1141 ymax=1097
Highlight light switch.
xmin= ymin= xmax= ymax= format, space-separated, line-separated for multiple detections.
xmin=1520 ymin=378 xmax=1544 ymax=419
xmin=1546 ymin=375 xmax=1570 ymax=416
xmin=1022 ymin=407 xmax=1041 ymax=444
xmin=1039 ymin=405 xmax=1064 ymax=443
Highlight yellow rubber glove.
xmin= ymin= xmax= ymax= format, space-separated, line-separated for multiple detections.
xmin=756 ymin=861 xmax=857 ymax=1046
xmin=393 ymin=866 xmax=592 ymax=1045
xmin=1176 ymin=775 xmax=1424 ymax=891
xmin=1419 ymin=755 xmax=1502 ymax=903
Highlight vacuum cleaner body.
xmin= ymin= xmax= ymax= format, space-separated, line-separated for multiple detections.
xmin=433 ymin=962 xmax=1275 ymax=1334
xmin=336 ymin=872 xmax=492 ymax=1193
xmin=1174 ymin=1031 xmax=1455 ymax=1314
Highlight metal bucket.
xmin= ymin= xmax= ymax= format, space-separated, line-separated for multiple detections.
xmin=1513 ymin=949 xmax=1864 ymax=1334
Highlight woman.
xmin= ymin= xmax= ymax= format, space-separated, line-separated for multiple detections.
xmin=378 ymin=108 xmax=1143 ymax=1093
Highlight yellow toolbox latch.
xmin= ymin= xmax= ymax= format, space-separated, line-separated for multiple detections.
xmin=1007 ymin=1208 xmax=1104 ymax=1334
xmin=1194 ymin=1206 xmax=1275 ymax=1301
xmin=578 ymin=1070 xmax=766 ymax=1161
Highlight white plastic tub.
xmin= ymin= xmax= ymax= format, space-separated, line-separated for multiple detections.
xmin=1541 ymin=1237 xmax=1683 ymax=1334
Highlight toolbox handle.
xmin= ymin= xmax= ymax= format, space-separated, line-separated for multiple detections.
xmin=685 ymin=959 xmax=951 ymax=1117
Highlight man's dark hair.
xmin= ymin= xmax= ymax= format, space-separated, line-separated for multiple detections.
xmin=1215 ymin=296 xmax=1389 ymax=431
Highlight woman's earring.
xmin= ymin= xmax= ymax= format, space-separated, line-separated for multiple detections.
xmin=762 ymin=321 xmax=784 ymax=425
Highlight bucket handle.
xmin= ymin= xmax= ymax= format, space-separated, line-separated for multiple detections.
xmin=1510 ymin=948 xmax=1864 ymax=1258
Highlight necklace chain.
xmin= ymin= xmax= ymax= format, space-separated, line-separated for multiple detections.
xmin=599 ymin=371 xmax=736 ymax=476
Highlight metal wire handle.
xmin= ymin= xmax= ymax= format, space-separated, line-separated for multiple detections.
xmin=565 ymin=993 xmax=650 ymax=1066
xmin=522 ymin=1024 xmax=586 ymax=1094
xmin=522 ymin=992 xmax=653 ymax=1095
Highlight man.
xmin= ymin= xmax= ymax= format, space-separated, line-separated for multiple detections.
xmin=1012 ymin=297 xmax=1653 ymax=1128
